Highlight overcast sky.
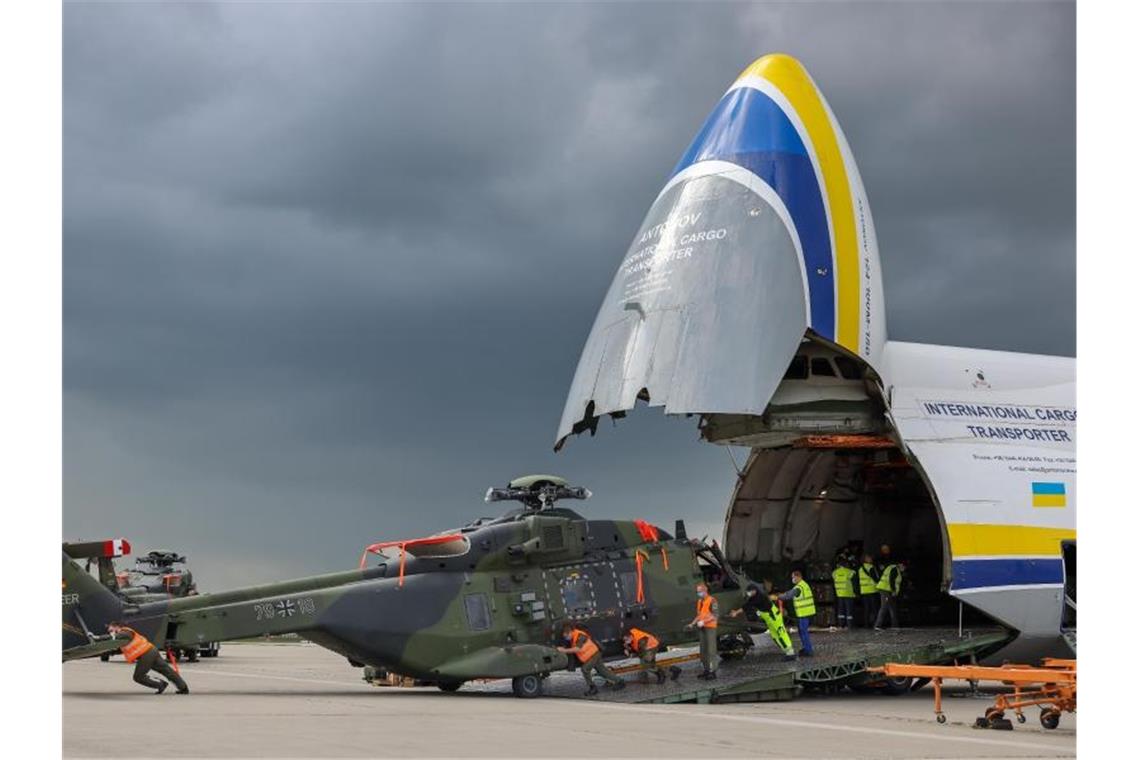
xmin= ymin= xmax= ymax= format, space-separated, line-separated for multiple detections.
xmin=63 ymin=1 xmax=1074 ymax=589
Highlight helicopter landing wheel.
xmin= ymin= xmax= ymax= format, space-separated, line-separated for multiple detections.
xmin=512 ymin=674 xmax=544 ymax=699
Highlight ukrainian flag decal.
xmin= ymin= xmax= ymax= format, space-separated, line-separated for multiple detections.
xmin=1031 ymin=482 xmax=1067 ymax=508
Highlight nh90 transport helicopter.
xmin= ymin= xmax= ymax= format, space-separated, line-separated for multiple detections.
xmin=63 ymin=476 xmax=752 ymax=697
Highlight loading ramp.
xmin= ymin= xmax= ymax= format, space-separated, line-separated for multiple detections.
xmin=470 ymin=627 xmax=1011 ymax=703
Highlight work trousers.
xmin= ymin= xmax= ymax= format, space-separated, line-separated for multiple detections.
xmin=699 ymin=626 xmax=719 ymax=673
xmin=580 ymin=653 xmax=622 ymax=687
xmin=836 ymin=597 xmax=855 ymax=628
xmin=763 ymin=618 xmax=794 ymax=656
xmin=132 ymin=648 xmax=188 ymax=692
xmin=861 ymin=593 xmax=881 ymax=627
xmin=796 ymin=616 xmax=814 ymax=655
xmin=875 ymin=592 xmax=899 ymax=629
xmin=636 ymin=646 xmax=667 ymax=678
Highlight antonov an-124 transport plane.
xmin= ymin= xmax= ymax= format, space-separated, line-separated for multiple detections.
xmin=556 ymin=54 xmax=1075 ymax=660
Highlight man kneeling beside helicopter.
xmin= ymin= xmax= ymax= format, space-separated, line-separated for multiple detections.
xmin=622 ymin=626 xmax=683 ymax=684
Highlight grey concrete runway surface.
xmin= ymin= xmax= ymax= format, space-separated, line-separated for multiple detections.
xmin=63 ymin=642 xmax=1075 ymax=759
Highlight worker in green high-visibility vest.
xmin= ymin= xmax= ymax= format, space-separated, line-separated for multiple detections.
xmin=777 ymin=569 xmax=815 ymax=657
xmin=831 ymin=558 xmax=857 ymax=630
xmin=856 ymin=553 xmax=881 ymax=627
xmin=874 ymin=558 xmax=907 ymax=630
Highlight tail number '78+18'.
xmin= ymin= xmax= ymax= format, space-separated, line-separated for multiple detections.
xmin=253 ymin=597 xmax=316 ymax=621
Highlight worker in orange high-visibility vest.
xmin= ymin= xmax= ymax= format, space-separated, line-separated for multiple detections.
xmin=557 ymin=622 xmax=625 ymax=696
xmin=685 ymin=583 xmax=719 ymax=680
xmin=106 ymin=622 xmax=189 ymax=694
xmin=623 ymin=627 xmax=682 ymax=685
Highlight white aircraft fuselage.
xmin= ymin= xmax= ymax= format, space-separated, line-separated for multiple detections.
xmin=556 ymin=54 xmax=1074 ymax=656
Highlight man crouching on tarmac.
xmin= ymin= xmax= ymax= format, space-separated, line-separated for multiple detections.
xmin=105 ymin=622 xmax=189 ymax=694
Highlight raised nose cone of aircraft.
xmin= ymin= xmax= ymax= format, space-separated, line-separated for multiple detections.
xmin=556 ymin=54 xmax=885 ymax=449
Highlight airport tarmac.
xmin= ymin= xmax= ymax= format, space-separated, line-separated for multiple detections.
xmin=64 ymin=642 xmax=1075 ymax=759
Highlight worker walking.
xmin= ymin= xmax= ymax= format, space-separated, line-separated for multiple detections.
xmin=106 ymin=622 xmax=189 ymax=694
xmin=730 ymin=582 xmax=795 ymax=660
xmin=831 ymin=558 xmax=857 ymax=630
xmin=557 ymin=622 xmax=625 ymax=696
xmin=686 ymin=583 xmax=719 ymax=679
xmin=623 ymin=627 xmax=681 ymax=684
xmin=778 ymin=569 xmax=816 ymax=657
xmin=874 ymin=558 xmax=907 ymax=630
xmin=857 ymin=553 xmax=881 ymax=627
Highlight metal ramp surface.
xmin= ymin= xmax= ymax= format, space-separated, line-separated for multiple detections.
xmin=469 ymin=627 xmax=1011 ymax=704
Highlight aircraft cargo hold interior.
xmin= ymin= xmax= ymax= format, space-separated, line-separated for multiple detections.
xmin=709 ymin=342 xmax=1000 ymax=631
xmin=722 ymin=443 xmax=988 ymax=628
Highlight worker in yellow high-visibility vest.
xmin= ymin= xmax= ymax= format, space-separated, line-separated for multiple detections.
xmin=831 ymin=559 xmax=857 ymax=630
xmin=874 ymin=558 xmax=907 ymax=630
xmin=857 ymin=553 xmax=881 ymax=627
xmin=777 ymin=570 xmax=815 ymax=657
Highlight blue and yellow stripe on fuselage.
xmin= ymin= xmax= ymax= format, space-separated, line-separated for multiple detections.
xmin=947 ymin=523 xmax=1074 ymax=591
xmin=669 ymin=53 xmax=862 ymax=354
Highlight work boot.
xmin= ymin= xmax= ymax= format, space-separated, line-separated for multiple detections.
xmin=799 ymin=649 xmax=814 ymax=658
xmin=783 ymin=654 xmax=797 ymax=661
xmin=697 ymin=670 xmax=711 ymax=680
xmin=176 ymin=686 xmax=190 ymax=695
xmin=707 ymin=671 xmax=717 ymax=680
xmin=656 ymin=670 xmax=667 ymax=685
xmin=584 ymin=684 xmax=598 ymax=697
xmin=154 ymin=681 xmax=168 ymax=695
xmin=670 ymin=666 xmax=682 ymax=681
xmin=613 ymin=680 xmax=626 ymax=691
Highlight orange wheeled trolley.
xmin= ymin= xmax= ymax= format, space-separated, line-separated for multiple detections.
xmin=869 ymin=659 xmax=1075 ymax=730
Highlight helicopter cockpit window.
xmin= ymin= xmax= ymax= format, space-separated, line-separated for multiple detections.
xmin=694 ymin=547 xmax=741 ymax=592
xmin=463 ymin=593 xmax=492 ymax=631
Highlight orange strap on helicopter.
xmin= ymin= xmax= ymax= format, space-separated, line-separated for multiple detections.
xmin=359 ymin=534 xmax=466 ymax=587
xmin=634 ymin=550 xmax=646 ymax=603
xmin=165 ymin=648 xmax=181 ymax=674
xmin=633 ymin=519 xmax=668 ymax=570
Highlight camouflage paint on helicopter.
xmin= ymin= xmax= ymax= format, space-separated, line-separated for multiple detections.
xmin=63 ymin=477 xmax=751 ymax=697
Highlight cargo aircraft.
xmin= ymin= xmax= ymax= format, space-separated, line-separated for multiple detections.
xmin=555 ymin=54 xmax=1075 ymax=659
xmin=63 ymin=54 xmax=1074 ymax=697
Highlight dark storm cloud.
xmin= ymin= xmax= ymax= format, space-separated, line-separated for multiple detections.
xmin=64 ymin=1 xmax=1074 ymax=587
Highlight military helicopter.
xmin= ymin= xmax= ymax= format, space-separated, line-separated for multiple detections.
xmin=62 ymin=541 xmax=221 ymax=662
xmin=62 ymin=476 xmax=751 ymax=697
